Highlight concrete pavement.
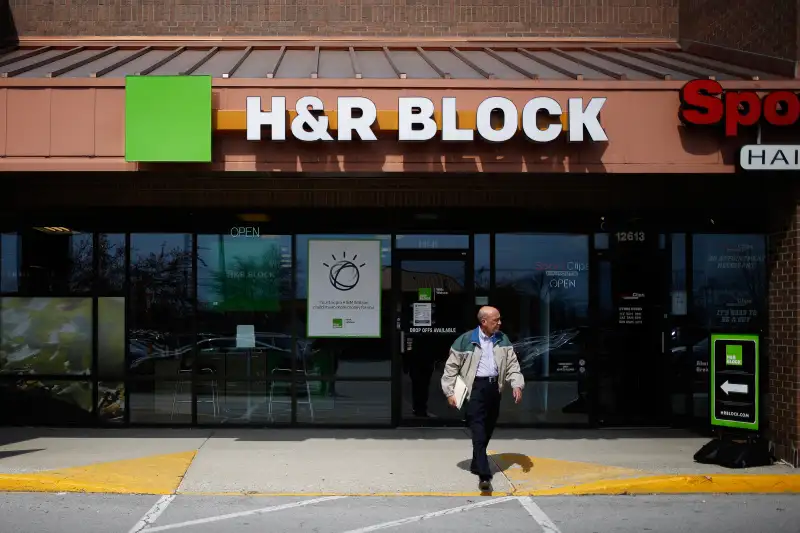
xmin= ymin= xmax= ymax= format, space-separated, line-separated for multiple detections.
xmin=0 ymin=427 xmax=797 ymax=496
xmin=1 ymin=493 xmax=799 ymax=533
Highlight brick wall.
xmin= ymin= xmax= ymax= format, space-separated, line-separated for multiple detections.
xmin=679 ymin=0 xmax=798 ymax=61
xmin=767 ymin=190 xmax=800 ymax=467
xmin=8 ymin=0 xmax=678 ymax=38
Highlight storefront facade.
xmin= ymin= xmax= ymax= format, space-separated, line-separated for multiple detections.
xmin=0 ymin=35 xmax=798 ymax=466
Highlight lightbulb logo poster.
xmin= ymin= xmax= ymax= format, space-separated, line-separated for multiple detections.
xmin=307 ymin=240 xmax=381 ymax=338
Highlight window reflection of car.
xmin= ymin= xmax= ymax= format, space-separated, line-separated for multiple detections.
xmin=512 ymin=327 xmax=585 ymax=377
xmin=511 ymin=327 xmax=589 ymax=414
xmin=669 ymin=330 xmax=709 ymax=376
xmin=128 ymin=332 xmax=314 ymax=375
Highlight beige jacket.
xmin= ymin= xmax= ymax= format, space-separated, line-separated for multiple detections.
xmin=441 ymin=327 xmax=525 ymax=402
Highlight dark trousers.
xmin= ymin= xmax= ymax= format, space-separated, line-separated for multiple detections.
xmin=467 ymin=376 xmax=502 ymax=480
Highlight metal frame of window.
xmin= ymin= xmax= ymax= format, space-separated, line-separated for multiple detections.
xmin=490 ymin=231 xmax=593 ymax=428
xmin=0 ymin=209 xmax=772 ymax=430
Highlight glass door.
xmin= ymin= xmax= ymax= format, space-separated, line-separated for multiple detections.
xmin=592 ymin=230 xmax=672 ymax=426
xmin=393 ymin=249 xmax=474 ymax=425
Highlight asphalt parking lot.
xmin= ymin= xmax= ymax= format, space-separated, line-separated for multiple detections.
xmin=1 ymin=492 xmax=799 ymax=533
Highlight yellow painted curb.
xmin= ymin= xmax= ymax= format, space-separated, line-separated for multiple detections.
xmin=0 ymin=451 xmax=197 ymax=495
xmin=178 ymin=491 xmax=512 ymax=498
xmin=490 ymin=453 xmax=645 ymax=492
xmin=177 ymin=474 xmax=800 ymax=497
xmin=517 ymin=474 xmax=800 ymax=496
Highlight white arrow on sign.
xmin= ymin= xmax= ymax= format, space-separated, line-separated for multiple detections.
xmin=721 ymin=380 xmax=748 ymax=395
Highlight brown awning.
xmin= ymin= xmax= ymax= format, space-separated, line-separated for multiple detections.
xmin=0 ymin=38 xmax=785 ymax=82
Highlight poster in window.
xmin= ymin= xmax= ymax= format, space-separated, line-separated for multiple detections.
xmin=307 ymin=240 xmax=381 ymax=338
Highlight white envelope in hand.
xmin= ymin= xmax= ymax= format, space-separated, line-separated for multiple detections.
xmin=453 ymin=376 xmax=468 ymax=410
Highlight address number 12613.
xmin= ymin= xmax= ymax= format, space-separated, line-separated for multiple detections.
xmin=616 ymin=231 xmax=646 ymax=242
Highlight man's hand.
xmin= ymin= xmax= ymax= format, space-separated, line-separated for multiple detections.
xmin=447 ymin=394 xmax=459 ymax=408
xmin=512 ymin=387 xmax=523 ymax=404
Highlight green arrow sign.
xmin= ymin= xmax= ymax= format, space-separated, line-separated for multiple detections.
xmin=710 ymin=333 xmax=759 ymax=431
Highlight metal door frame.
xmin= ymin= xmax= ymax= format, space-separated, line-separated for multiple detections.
xmin=391 ymin=246 xmax=475 ymax=427
xmin=588 ymin=233 xmax=674 ymax=427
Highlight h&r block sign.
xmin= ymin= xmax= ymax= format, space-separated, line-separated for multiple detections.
xmin=710 ymin=333 xmax=759 ymax=432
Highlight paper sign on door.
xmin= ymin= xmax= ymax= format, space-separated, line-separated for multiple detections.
xmin=413 ymin=303 xmax=432 ymax=327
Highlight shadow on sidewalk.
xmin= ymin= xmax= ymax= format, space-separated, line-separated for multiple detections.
xmin=456 ymin=452 xmax=534 ymax=475
xmin=0 ymin=449 xmax=45 ymax=460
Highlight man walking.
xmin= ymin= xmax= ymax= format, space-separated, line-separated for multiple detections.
xmin=441 ymin=306 xmax=524 ymax=491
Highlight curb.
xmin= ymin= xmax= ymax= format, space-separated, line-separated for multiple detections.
xmin=0 ymin=475 xmax=175 ymax=495
xmin=1 ymin=474 xmax=797 ymax=497
xmin=0 ymin=450 xmax=197 ymax=496
xmin=518 ymin=474 xmax=800 ymax=496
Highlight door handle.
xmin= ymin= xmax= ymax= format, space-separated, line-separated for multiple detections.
xmin=661 ymin=331 xmax=665 ymax=353
xmin=400 ymin=330 xmax=405 ymax=353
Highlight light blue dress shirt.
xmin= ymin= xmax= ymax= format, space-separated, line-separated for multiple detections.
xmin=476 ymin=328 xmax=499 ymax=377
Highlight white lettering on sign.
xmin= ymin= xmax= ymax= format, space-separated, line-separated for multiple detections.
xmin=245 ymin=96 xmax=608 ymax=142
xmin=230 ymin=226 xmax=261 ymax=238
xmin=246 ymin=96 xmax=286 ymax=141
xmin=398 ymin=97 xmax=437 ymax=141
xmin=291 ymin=96 xmax=333 ymax=142
xmin=523 ymin=97 xmax=563 ymax=143
xmin=568 ymin=97 xmax=608 ymax=142
xmin=337 ymin=96 xmax=378 ymax=141
xmin=476 ymin=97 xmax=518 ymax=142
xmin=442 ymin=97 xmax=472 ymax=141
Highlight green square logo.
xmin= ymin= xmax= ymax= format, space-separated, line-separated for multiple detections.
xmin=332 ymin=318 xmax=343 ymax=329
xmin=125 ymin=75 xmax=212 ymax=162
xmin=418 ymin=288 xmax=432 ymax=301
xmin=726 ymin=344 xmax=743 ymax=366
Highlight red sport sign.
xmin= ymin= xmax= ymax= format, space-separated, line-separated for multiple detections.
xmin=679 ymin=79 xmax=800 ymax=136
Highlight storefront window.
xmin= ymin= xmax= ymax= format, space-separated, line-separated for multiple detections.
xmin=98 ymin=234 xmax=126 ymax=293
xmin=3 ymin=229 xmax=93 ymax=295
xmin=0 ymin=379 xmax=94 ymax=425
xmin=97 ymin=381 xmax=125 ymax=424
xmin=194 ymin=234 xmax=293 ymax=423
xmin=692 ymin=234 xmax=766 ymax=330
xmin=0 ymin=297 xmax=93 ymax=375
xmin=671 ymin=234 xmax=687 ymax=316
xmin=127 ymin=233 xmax=194 ymax=423
xmin=127 ymin=233 xmax=194 ymax=377
xmin=475 ymin=234 xmax=490 ymax=294
xmin=395 ymin=234 xmax=469 ymax=249
xmin=296 ymin=234 xmax=392 ymax=384
xmin=1 ymin=233 xmax=19 ymax=293
xmin=498 ymin=381 xmax=585 ymax=424
xmin=98 ymin=297 xmax=126 ymax=378
xmin=689 ymin=233 xmax=766 ymax=419
xmin=295 ymin=381 xmax=391 ymax=424
xmin=494 ymin=234 xmax=590 ymax=378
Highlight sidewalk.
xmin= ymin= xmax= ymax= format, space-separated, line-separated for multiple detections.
xmin=0 ymin=427 xmax=797 ymax=497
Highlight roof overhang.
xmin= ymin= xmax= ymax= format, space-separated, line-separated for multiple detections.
xmin=0 ymin=36 xmax=794 ymax=90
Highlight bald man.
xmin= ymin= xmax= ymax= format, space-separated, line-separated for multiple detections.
xmin=441 ymin=306 xmax=524 ymax=491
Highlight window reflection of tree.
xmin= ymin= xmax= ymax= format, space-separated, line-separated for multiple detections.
xmin=475 ymin=265 xmax=490 ymax=292
xmin=98 ymin=235 xmax=126 ymax=291
xmin=66 ymin=234 xmax=94 ymax=292
xmin=129 ymin=239 xmax=194 ymax=363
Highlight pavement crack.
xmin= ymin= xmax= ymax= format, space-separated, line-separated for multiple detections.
xmin=127 ymin=494 xmax=176 ymax=533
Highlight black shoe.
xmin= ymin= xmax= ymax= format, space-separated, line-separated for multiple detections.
xmin=478 ymin=479 xmax=492 ymax=491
